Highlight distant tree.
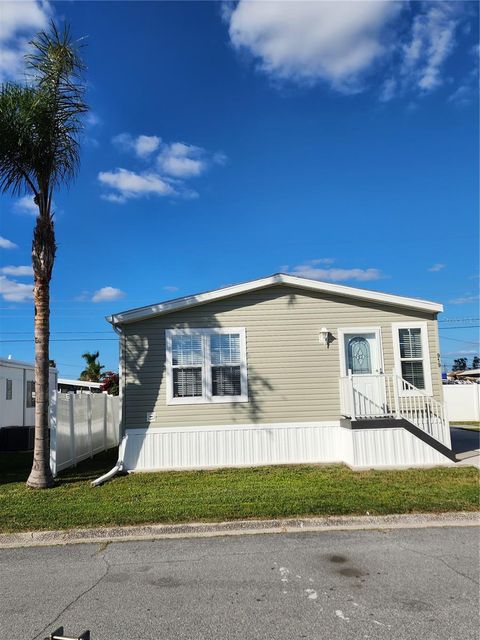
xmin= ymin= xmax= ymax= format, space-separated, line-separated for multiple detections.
xmin=100 ymin=371 xmax=119 ymax=396
xmin=452 ymin=357 xmax=468 ymax=372
xmin=472 ymin=356 xmax=480 ymax=370
xmin=79 ymin=351 xmax=104 ymax=382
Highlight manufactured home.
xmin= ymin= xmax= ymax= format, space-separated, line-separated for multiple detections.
xmin=58 ymin=378 xmax=103 ymax=394
xmin=107 ymin=274 xmax=455 ymax=472
xmin=0 ymin=358 xmax=57 ymax=450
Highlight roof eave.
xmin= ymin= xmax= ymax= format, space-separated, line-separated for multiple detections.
xmin=107 ymin=273 xmax=443 ymax=325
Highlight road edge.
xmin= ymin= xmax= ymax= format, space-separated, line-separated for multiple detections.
xmin=0 ymin=511 xmax=478 ymax=548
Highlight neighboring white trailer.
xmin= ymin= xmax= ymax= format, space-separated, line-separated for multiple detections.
xmin=58 ymin=378 xmax=102 ymax=394
xmin=0 ymin=358 xmax=57 ymax=428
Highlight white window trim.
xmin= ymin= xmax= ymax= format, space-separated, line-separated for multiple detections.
xmin=165 ymin=327 xmax=248 ymax=405
xmin=391 ymin=322 xmax=432 ymax=396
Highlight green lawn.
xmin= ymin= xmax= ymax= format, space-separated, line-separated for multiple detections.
xmin=0 ymin=450 xmax=478 ymax=534
xmin=450 ymin=421 xmax=480 ymax=431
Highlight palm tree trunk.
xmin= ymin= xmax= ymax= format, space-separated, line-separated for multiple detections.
xmin=27 ymin=206 xmax=56 ymax=489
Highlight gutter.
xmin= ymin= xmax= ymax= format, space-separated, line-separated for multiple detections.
xmin=91 ymin=323 xmax=126 ymax=487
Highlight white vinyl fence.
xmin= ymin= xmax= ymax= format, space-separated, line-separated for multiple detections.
xmin=50 ymin=393 xmax=120 ymax=475
xmin=443 ymin=384 xmax=480 ymax=422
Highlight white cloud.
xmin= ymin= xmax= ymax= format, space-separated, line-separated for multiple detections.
xmin=449 ymin=294 xmax=480 ymax=305
xmin=226 ymin=0 xmax=401 ymax=92
xmin=112 ymin=133 xmax=161 ymax=158
xmin=136 ymin=135 xmax=161 ymax=158
xmin=100 ymin=193 xmax=128 ymax=204
xmin=0 ymin=275 xmax=33 ymax=302
xmin=100 ymin=134 xmax=226 ymax=203
xmin=74 ymin=290 xmax=90 ymax=302
xmin=308 ymin=258 xmax=336 ymax=266
xmin=448 ymin=84 xmax=474 ymax=106
xmin=400 ymin=3 xmax=459 ymax=93
xmin=84 ymin=112 xmax=102 ymax=147
xmin=445 ymin=350 xmax=479 ymax=356
xmin=280 ymin=258 xmax=335 ymax=272
xmin=157 ymin=142 xmax=206 ymax=178
xmin=226 ymin=1 xmax=470 ymax=102
xmin=86 ymin=112 xmax=101 ymax=128
xmin=379 ymin=77 xmax=397 ymax=102
xmin=448 ymin=46 xmax=479 ymax=107
xmin=0 ymin=0 xmax=51 ymax=83
xmin=157 ymin=141 xmax=227 ymax=178
xmin=212 ymin=151 xmax=228 ymax=166
xmin=0 ymin=0 xmax=49 ymax=41
xmin=0 ymin=265 xmax=33 ymax=276
xmin=0 ymin=236 xmax=18 ymax=249
xmin=13 ymin=194 xmax=37 ymax=216
xmin=98 ymin=168 xmax=175 ymax=203
xmin=428 ymin=263 xmax=446 ymax=272
xmin=163 ymin=285 xmax=179 ymax=292
xmin=85 ymin=136 xmax=100 ymax=149
xmin=91 ymin=286 xmax=126 ymax=303
xmin=288 ymin=260 xmax=384 ymax=282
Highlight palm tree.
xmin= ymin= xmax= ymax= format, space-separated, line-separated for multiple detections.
xmin=0 ymin=22 xmax=87 ymax=488
xmin=79 ymin=351 xmax=105 ymax=382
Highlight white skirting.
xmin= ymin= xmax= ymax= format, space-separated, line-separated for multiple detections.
xmin=351 ymin=428 xmax=452 ymax=468
xmin=121 ymin=421 xmax=453 ymax=472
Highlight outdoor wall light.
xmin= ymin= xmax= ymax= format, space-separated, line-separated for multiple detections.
xmin=319 ymin=327 xmax=330 ymax=348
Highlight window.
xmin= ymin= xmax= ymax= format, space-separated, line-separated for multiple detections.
xmin=392 ymin=323 xmax=432 ymax=395
xmin=171 ymin=334 xmax=203 ymax=398
xmin=26 ymin=380 xmax=35 ymax=407
xmin=399 ymin=328 xmax=424 ymax=388
xmin=210 ymin=333 xmax=242 ymax=396
xmin=347 ymin=336 xmax=372 ymax=374
xmin=166 ymin=328 xmax=248 ymax=404
xmin=6 ymin=379 xmax=12 ymax=400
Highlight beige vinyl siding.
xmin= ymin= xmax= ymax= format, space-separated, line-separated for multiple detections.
xmin=122 ymin=285 xmax=442 ymax=428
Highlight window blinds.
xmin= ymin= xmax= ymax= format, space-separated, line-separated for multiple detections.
xmin=399 ymin=328 xmax=423 ymax=359
xmin=398 ymin=328 xmax=425 ymax=389
xmin=170 ymin=331 xmax=244 ymax=399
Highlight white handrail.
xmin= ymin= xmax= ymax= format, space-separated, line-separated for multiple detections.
xmin=339 ymin=371 xmax=451 ymax=448
xmin=394 ymin=372 xmax=450 ymax=446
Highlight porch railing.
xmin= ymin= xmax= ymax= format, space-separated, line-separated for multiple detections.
xmin=339 ymin=370 xmax=451 ymax=448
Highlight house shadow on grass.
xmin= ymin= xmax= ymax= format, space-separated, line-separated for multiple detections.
xmin=0 ymin=449 xmax=119 ymax=486
xmin=0 ymin=452 xmax=33 ymax=484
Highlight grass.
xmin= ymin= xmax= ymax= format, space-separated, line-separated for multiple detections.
xmin=450 ymin=421 xmax=480 ymax=431
xmin=0 ymin=450 xmax=478 ymax=534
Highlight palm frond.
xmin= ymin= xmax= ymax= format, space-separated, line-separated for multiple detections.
xmin=0 ymin=84 xmax=39 ymax=197
xmin=0 ymin=20 xmax=88 ymax=201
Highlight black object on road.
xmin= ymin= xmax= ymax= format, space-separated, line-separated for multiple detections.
xmin=45 ymin=627 xmax=90 ymax=640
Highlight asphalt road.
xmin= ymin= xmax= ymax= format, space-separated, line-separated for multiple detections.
xmin=450 ymin=427 xmax=480 ymax=454
xmin=1 ymin=527 xmax=479 ymax=640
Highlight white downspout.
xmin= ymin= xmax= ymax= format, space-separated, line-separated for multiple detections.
xmin=92 ymin=321 xmax=126 ymax=487
xmin=91 ymin=433 xmax=128 ymax=486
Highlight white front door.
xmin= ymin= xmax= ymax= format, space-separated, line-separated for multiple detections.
xmin=343 ymin=331 xmax=385 ymax=417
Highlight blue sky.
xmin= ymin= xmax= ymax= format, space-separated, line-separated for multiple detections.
xmin=0 ymin=0 xmax=478 ymax=378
